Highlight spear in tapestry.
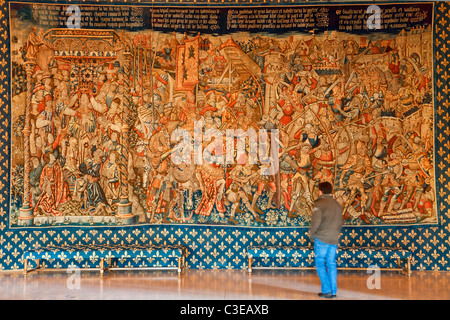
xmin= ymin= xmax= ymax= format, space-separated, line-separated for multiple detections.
xmin=151 ymin=47 xmax=157 ymax=122
xmin=149 ymin=32 xmax=160 ymax=133
xmin=132 ymin=47 xmax=136 ymax=89
xmin=150 ymin=9 xmax=155 ymax=132
xmin=140 ymin=35 xmax=144 ymax=107
xmin=144 ymin=47 xmax=148 ymax=78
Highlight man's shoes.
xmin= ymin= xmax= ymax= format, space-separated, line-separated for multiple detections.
xmin=318 ymin=293 xmax=336 ymax=299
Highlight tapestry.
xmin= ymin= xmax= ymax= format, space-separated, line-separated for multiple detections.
xmin=9 ymin=1 xmax=437 ymax=229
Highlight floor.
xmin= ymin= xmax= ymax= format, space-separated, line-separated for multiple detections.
xmin=0 ymin=269 xmax=449 ymax=300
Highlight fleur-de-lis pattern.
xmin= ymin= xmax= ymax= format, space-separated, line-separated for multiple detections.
xmin=0 ymin=0 xmax=449 ymax=272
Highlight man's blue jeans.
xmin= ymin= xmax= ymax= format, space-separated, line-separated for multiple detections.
xmin=314 ymin=237 xmax=338 ymax=295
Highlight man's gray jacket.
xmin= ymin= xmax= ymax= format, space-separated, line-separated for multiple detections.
xmin=309 ymin=194 xmax=343 ymax=245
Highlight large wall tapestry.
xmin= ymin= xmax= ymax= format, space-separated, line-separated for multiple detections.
xmin=9 ymin=1 xmax=437 ymax=229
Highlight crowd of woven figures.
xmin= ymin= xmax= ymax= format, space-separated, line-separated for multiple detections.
xmin=10 ymin=25 xmax=436 ymax=227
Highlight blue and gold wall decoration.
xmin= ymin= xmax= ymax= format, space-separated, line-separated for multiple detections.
xmin=0 ymin=0 xmax=449 ymax=271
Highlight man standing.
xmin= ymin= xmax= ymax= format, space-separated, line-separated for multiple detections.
xmin=309 ymin=181 xmax=343 ymax=299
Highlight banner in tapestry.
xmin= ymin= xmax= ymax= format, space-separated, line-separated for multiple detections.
xmin=9 ymin=2 xmax=437 ymax=228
